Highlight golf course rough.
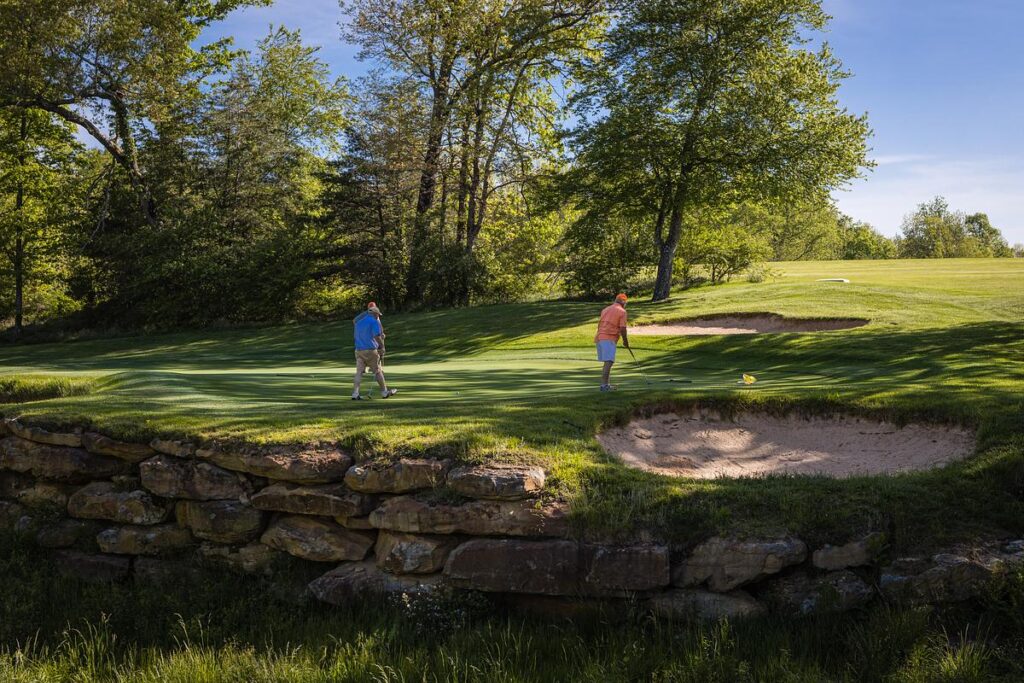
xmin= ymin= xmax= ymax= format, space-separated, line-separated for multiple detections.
xmin=2 ymin=417 xmax=1023 ymax=621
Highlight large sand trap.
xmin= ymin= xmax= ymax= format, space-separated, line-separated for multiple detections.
xmin=598 ymin=411 xmax=975 ymax=479
xmin=631 ymin=314 xmax=868 ymax=336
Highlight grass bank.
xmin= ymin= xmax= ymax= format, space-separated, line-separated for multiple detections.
xmin=1 ymin=533 xmax=1023 ymax=682
xmin=2 ymin=259 xmax=1023 ymax=548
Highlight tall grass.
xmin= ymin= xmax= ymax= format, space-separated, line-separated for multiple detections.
xmin=0 ymin=375 xmax=93 ymax=404
xmin=1 ymin=534 xmax=1023 ymax=682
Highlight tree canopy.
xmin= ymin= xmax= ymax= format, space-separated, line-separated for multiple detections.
xmin=566 ymin=0 xmax=873 ymax=300
xmin=898 ymin=197 xmax=1011 ymax=259
xmin=0 ymin=0 xmax=1015 ymax=335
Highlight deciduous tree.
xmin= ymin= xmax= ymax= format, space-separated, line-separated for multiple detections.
xmin=343 ymin=0 xmax=602 ymax=303
xmin=0 ymin=108 xmax=82 ymax=333
xmin=569 ymin=0 xmax=871 ymax=300
xmin=0 ymin=0 xmax=266 ymax=220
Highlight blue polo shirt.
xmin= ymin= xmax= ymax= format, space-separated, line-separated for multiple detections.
xmin=354 ymin=315 xmax=383 ymax=351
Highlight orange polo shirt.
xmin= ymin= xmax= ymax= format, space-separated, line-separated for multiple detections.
xmin=595 ymin=303 xmax=627 ymax=342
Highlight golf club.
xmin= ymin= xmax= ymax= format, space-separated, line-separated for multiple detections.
xmin=626 ymin=346 xmax=652 ymax=386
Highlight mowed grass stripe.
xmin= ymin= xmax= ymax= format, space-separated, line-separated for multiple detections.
xmin=1 ymin=258 xmax=1022 ymax=548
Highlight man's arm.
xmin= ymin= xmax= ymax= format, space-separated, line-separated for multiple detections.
xmin=620 ymin=326 xmax=629 ymax=348
xmin=374 ymin=319 xmax=386 ymax=356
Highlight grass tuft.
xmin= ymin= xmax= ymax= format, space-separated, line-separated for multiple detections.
xmin=0 ymin=375 xmax=93 ymax=404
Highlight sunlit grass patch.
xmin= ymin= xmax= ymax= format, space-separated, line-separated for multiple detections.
xmin=0 ymin=375 xmax=94 ymax=404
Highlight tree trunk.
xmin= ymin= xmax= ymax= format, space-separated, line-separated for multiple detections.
xmin=438 ymin=164 xmax=448 ymax=243
xmin=652 ymin=180 xmax=687 ymax=302
xmin=13 ymin=110 xmax=27 ymax=334
xmin=406 ymin=62 xmax=453 ymax=304
xmin=464 ymin=95 xmax=486 ymax=252
xmin=110 ymin=91 xmax=161 ymax=222
xmin=652 ymin=241 xmax=677 ymax=302
xmin=13 ymin=234 xmax=23 ymax=333
xmin=455 ymin=114 xmax=471 ymax=246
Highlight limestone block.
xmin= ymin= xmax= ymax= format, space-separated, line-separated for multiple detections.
xmin=673 ymin=536 xmax=807 ymax=591
xmin=445 ymin=539 xmax=580 ymax=595
xmin=140 ymin=454 xmax=248 ymax=500
xmin=260 ymin=515 xmax=375 ymax=562
xmin=197 ymin=445 xmax=352 ymax=484
xmin=336 ymin=515 xmax=375 ymax=530
xmin=446 ymin=465 xmax=545 ymax=500
xmin=68 ymin=482 xmax=172 ymax=525
xmin=96 ymin=523 xmax=194 ymax=555
xmin=581 ymin=544 xmax=670 ymax=594
xmin=82 ymin=432 xmax=155 ymax=463
xmin=309 ymin=560 xmax=444 ymax=605
xmin=880 ymin=553 xmax=1003 ymax=605
xmin=150 ymin=439 xmax=196 ymax=458
xmin=812 ymin=532 xmax=887 ymax=571
xmin=0 ymin=436 xmax=129 ymax=482
xmin=369 ymin=496 xmax=569 ymax=537
xmin=251 ymin=482 xmax=375 ymax=517
xmin=344 ymin=458 xmax=451 ymax=493
xmin=4 ymin=419 xmax=81 ymax=447
xmin=375 ymin=531 xmax=460 ymax=574
xmin=0 ymin=474 xmax=74 ymax=511
xmin=176 ymin=500 xmax=265 ymax=544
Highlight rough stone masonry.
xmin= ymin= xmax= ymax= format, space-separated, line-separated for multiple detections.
xmin=1 ymin=417 xmax=1022 ymax=622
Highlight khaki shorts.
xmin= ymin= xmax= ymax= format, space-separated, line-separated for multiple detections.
xmin=355 ymin=349 xmax=381 ymax=373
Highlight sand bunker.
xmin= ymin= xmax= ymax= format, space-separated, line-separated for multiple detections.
xmin=598 ymin=411 xmax=975 ymax=479
xmin=631 ymin=314 xmax=867 ymax=336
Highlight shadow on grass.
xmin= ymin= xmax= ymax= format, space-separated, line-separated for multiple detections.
xmin=5 ymin=322 xmax=1023 ymax=551
xmin=0 ymin=301 xmax=605 ymax=371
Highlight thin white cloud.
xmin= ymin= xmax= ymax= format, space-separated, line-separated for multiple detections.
xmin=834 ymin=156 xmax=1024 ymax=243
xmin=871 ymin=153 xmax=935 ymax=166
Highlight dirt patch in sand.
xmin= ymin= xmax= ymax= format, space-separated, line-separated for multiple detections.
xmin=630 ymin=314 xmax=868 ymax=336
xmin=597 ymin=411 xmax=975 ymax=479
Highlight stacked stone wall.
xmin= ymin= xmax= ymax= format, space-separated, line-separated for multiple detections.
xmin=2 ymin=417 xmax=1022 ymax=621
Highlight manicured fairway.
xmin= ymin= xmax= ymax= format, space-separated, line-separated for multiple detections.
xmin=3 ymin=259 xmax=1023 ymax=546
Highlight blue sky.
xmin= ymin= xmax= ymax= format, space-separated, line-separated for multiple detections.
xmin=202 ymin=0 xmax=1024 ymax=242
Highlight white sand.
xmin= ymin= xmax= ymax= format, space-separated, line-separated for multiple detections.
xmin=597 ymin=411 xmax=975 ymax=479
xmin=630 ymin=314 xmax=867 ymax=336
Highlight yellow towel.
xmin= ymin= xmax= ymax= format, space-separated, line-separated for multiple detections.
xmin=742 ymin=373 xmax=757 ymax=384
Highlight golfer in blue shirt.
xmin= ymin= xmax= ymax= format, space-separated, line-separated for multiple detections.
xmin=352 ymin=302 xmax=397 ymax=400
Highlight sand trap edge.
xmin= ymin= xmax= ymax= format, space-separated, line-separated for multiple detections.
xmin=631 ymin=313 xmax=869 ymax=336
xmin=598 ymin=409 xmax=976 ymax=480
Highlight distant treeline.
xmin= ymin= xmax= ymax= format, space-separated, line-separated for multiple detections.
xmin=0 ymin=1 xmax=1017 ymax=336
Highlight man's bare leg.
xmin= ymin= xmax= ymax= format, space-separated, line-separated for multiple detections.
xmin=602 ymin=361 xmax=613 ymax=385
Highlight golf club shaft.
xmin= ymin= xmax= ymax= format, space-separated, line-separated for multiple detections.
xmin=627 ymin=347 xmax=652 ymax=385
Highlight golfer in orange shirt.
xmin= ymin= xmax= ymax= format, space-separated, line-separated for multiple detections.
xmin=595 ymin=293 xmax=630 ymax=391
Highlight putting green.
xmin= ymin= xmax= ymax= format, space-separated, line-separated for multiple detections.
xmin=2 ymin=259 xmax=1023 ymax=544
xmin=52 ymin=353 xmax=841 ymax=404
xmin=2 ymin=258 xmax=1021 ymax=448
